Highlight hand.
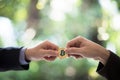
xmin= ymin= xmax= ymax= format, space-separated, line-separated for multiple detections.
xmin=65 ymin=36 xmax=110 ymax=65
xmin=25 ymin=40 xmax=59 ymax=61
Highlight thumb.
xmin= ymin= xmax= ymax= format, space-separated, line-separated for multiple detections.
xmin=40 ymin=49 xmax=59 ymax=57
xmin=65 ymin=47 xmax=84 ymax=56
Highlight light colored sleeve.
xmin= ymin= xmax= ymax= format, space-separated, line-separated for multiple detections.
xmin=19 ymin=48 xmax=29 ymax=65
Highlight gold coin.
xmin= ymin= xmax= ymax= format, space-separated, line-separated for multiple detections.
xmin=58 ymin=48 xmax=68 ymax=59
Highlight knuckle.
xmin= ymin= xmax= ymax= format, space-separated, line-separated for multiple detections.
xmin=44 ymin=40 xmax=50 ymax=43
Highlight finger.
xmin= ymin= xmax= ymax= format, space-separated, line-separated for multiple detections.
xmin=50 ymin=43 xmax=59 ymax=51
xmin=66 ymin=36 xmax=83 ymax=48
xmin=66 ymin=39 xmax=76 ymax=48
xmin=40 ymin=49 xmax=59 ymax=57
xmin=68 ymin=54 xmax=82 ymax=58
xmin=70 ymin=54 xmax=83 ymax=59
xmin=44 ymin=56 xmax=56 ymax=61
xmin=65 ymin=47 xmax=84 ymax=55
xmin=45 ymin=41 xmax=59 ymax=51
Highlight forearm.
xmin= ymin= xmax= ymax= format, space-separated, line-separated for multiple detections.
xmin=96 ymin=51 xmax=120 ymax=80
xmin=0 ymin=47 xmax=29 ymax=71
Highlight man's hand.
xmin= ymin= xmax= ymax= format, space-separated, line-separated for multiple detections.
xmin=25 ymin=40 xmax=59 ymax=61
xmin=65 ymin=36 xmax=110 ymax=65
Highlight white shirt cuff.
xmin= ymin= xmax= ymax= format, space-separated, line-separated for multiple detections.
xmin=19 ymin=48 xmax=29 ymax=65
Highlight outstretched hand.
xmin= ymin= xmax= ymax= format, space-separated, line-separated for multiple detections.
xmin=25 ymin=40 xmax=59 ymax=61
xmin=65 ymin=36 xmax=110 ymax=65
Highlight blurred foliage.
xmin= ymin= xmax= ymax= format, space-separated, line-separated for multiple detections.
xmin=114 ymin=0 xmax=120 ymax=10
xmin=0 ymin=0 xmax=120 ymax=80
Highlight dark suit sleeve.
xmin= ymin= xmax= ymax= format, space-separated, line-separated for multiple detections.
xmin=0 ymin=47 xmax=29 ymax=71
xmin=96 ymin=51 xmax=120 ymax=80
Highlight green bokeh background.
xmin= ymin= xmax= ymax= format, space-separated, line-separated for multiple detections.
xmin=0 ymin=0 xmax=120 ymax=80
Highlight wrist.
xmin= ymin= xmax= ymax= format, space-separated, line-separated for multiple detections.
xmin=99 ymin=49 xmax=110 ymax=65
xmin=19 ymin=47 xmax=31 ymax=65
xmin=25 ymin=48 xmax=33 ymax=61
